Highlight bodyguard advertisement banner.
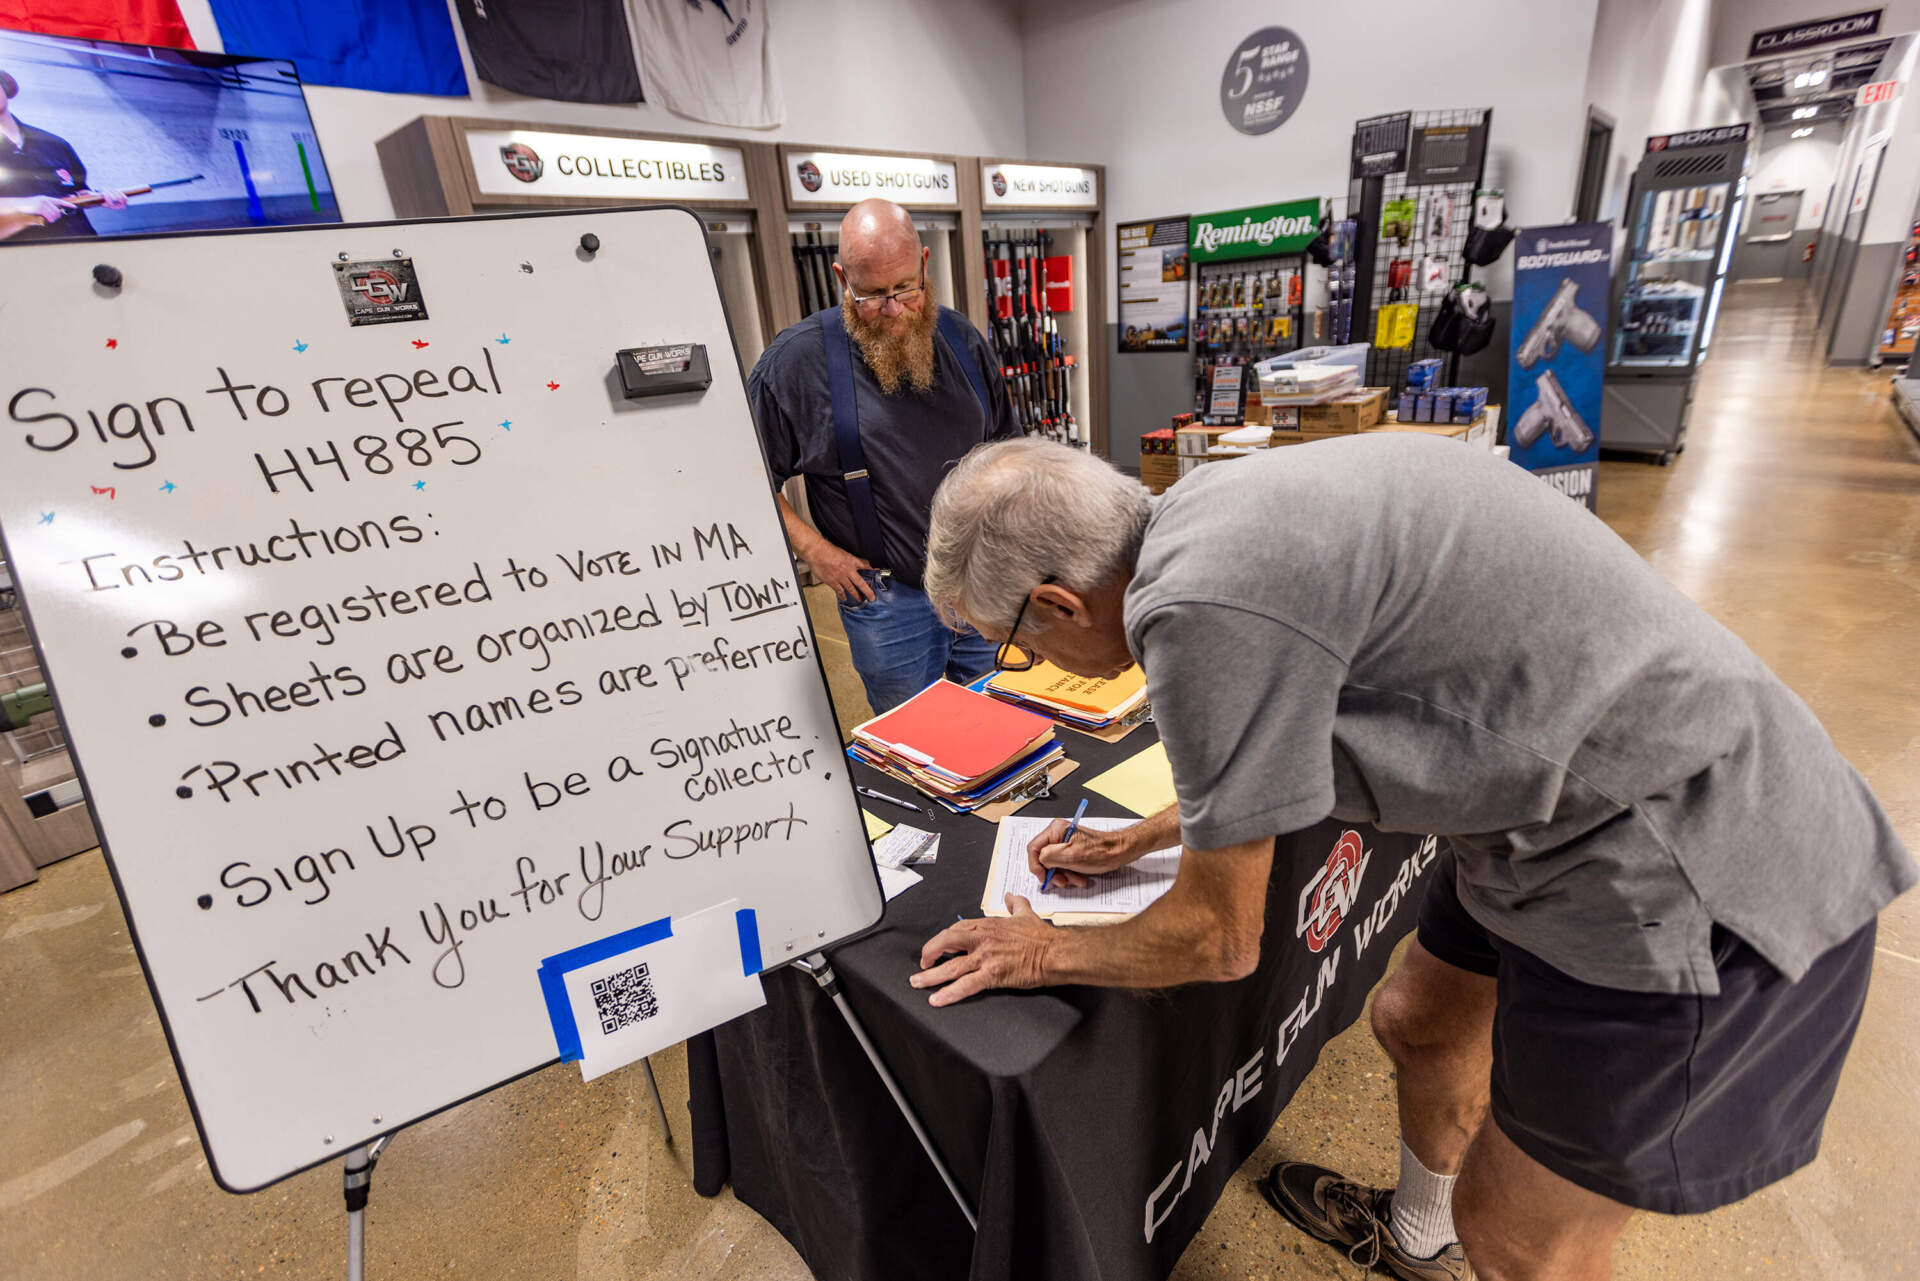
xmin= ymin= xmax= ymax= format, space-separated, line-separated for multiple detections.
xmin=1508 ymin=221 xmax=1611 ymax=509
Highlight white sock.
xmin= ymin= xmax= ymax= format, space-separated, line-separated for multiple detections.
xmin=1390 ymin=1141 xmax=1458 ymax=1258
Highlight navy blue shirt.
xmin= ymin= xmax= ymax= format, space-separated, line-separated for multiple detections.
xmin=748 ymin=306 xmax=1015 ymax=589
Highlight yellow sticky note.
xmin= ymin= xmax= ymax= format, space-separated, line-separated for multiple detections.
xmin=1084 ymin=741 xmax=1178 ymax=817
xmin=863 ymin=810 xmax=893 ymax=841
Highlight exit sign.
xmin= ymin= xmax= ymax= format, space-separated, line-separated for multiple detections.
xmin=1859 ymin=80 xmax=1903 ymax=106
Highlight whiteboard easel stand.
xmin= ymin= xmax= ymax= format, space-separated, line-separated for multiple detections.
xmin=794 ymin=952 xmax=978 ymax=1231
xmin=343 ymin=1134 xmax=393 ymax=1281
xmin=336 ymin=1059 xmax=671 ymax=1278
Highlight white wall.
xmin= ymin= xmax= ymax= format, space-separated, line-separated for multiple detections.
xmin=1020 ymin=0 xmax=1600 ymax=314
xmin=174 ymin=0 xmax=1028 ymax=222
xmin=1750 ymin=121 xmax=1845 ymax=229
xmin=1581 ymin=0 xmax=1719 ymax=229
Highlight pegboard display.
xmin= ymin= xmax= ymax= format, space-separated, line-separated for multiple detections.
xmin=1346 ymin=108 xmax=1492 ymax=391
xmin=1189 ymin=253 xmax=1308 ymax=414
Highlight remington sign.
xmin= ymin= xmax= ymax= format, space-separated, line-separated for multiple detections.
xmin=1190 ymin=198 xmax=1323 ymax=262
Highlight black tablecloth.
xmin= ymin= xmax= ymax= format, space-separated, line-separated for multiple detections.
xmin=689 ymin=725 xmax=1436 ymax=1281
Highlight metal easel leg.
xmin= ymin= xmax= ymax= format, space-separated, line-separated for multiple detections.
xmin=794 ymin=952 xmax=978 ymax=1231
xmin=343 ymin=1133 xmax=394 ymax=1281
xmin=640 ymin=1056 xmax=673 ymax=1144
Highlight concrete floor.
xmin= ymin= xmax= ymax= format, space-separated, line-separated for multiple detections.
xmin=3 ymin=281 xmax=1916 ymax=1279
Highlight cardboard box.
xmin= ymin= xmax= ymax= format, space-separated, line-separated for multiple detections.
xmin=1365 ymin=420 xmax=1472 ymax=442
xmin=1139 ymin=453 xmax=1179 ymax=494
xmin=1267 ymin=405 xmax=1300 ymax=429
xmin=1176 ymin=425 xmax=1238 ymax=456
xmin=1297 ymin=387 xmax=1388 ymax=433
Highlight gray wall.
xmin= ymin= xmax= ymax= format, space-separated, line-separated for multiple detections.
xmin=1828 ymin=241 xmax=1903 ymax=365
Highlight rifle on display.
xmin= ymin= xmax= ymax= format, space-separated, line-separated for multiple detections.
xmin=793 ymin=231 xmax=816 ymax=314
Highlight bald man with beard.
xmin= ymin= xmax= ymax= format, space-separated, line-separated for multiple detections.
xmin=748 ymin=197 xmax=1018 ymax=713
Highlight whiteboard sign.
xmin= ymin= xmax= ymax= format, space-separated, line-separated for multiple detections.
xmin=0 ymin=207 xmax=881 ymax=1192
xmin=785 ymin=150 xmax=957 ymax=207
xmin=467 ymin=129 xmax=750 ymax=203
xmin=981 ymin=162 xmax=1099 ymax=210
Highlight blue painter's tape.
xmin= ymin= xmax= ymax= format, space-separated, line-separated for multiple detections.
xmin=541 ymin=914 xmax=673 ymax=976
xmin=735 ymin=908 xmax=763 ymax=976
xmin=539 ymin=963 xmax=582 ymax=1062
xmin=538 ymin=914 xmax=674 ymax=1063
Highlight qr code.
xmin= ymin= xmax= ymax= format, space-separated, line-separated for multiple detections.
xmin=591 ymin=961 xmax=660 ymax=1034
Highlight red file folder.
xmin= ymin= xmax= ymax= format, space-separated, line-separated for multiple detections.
xmin=853 ymin=680 xmax=1055 ymax=782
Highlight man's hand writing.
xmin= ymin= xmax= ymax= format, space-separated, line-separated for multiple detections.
xmin=1026 ymin=818 xmax=1136 ymax=890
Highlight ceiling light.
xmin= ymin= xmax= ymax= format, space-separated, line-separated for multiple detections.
xmin=1792 ymin=127 xmax=1814 ymax=138
xmin=1792 ymin=106 xmax=1818 ymax=119
xmin=1808 ymin=67 xmax=1828 ymax=85
xmin=1794 ymin=71 xmax=1812 ymax=87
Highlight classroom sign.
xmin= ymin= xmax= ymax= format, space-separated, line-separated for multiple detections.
xmin=0 ymin=208 xmax=882 ymax=1192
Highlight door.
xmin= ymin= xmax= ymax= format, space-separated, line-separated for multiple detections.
xmin=1574 ymin=111 xmax=1614 ymax=223
xmin=1735 ymin=190 xmax=1802 ymax=280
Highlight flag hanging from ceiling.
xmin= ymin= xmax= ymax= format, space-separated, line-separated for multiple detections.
xmin=628 ymin=0 xmax=783 ymax=128
xmin=0 ymin=0 xmax=194 ymax=48
xmin=205 ymin=0 xmax=468 ymax=96
xmin=455 ymin=0 xmax=643 ymax=104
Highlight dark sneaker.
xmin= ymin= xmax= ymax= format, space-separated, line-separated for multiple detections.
xmin=1259 ymin=1161 xmax=1473 ymax=1280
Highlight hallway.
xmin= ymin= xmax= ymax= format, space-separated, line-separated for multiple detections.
xmin=1 ymin=282 xmax=1915 ymax=1280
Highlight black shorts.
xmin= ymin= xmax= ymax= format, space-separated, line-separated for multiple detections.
xmin=1416 ymin=848 xmax=1876 ymax=1214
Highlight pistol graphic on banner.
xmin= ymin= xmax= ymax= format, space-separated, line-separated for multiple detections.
xmin=1517 ymin=277 xmax=1603 ymax=368
xmin=1512 ymin=368 xmax=1594 ymax=452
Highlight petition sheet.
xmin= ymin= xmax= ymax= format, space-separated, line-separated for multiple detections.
xmin=989 ymin=816 xmax=1181 ymax=916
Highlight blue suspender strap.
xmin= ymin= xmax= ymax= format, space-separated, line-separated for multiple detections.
xmin=818 ymin=306 xmax=888 ymax=569
xmin=936 ymin=308 xmax=993 ymax=440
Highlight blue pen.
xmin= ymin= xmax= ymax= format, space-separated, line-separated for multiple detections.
xmin=1040 ymin=798 xmax=1089 ymax=893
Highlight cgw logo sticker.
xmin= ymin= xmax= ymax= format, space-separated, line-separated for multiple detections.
xmin=1296 ymin=830 xmax=1370 ymax=953
xmin=797 ymin=160 xmax=823 ymax=193
xmin=333 ymin=257 xmax=429 ymax=327
xmin=349 ymin=269 xmax=407 ymax=305
xmin=500 ymin=142 xmax=543 ymax=183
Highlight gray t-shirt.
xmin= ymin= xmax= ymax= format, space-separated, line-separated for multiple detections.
xmin=1124 ymin=434 xmax=1913 ymax=996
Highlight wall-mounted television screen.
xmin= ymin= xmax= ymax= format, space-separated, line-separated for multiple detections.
xmin=0 ymin=29 xmax=341 ymax=242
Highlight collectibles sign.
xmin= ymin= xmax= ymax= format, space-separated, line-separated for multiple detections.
xmin=784 ymin=150 xmax=958 ymax=208
xmin=1508 ymin=221 xmax=1612 ymax=509
xmin=1189 ymin=198 xmax=1322 ymax=264
xmin=1219 ymin=26 xmax=1309 ymax=136
xmin=982 ymin=162 xmax=1098 ymax=210
xmin=1118 ymin=215 xmax=1191 ymax=352
xmin=1141 ymin=830 xmax=1439 ymax=1245
xmin=465 ymin=129 xmax=749 ymax=203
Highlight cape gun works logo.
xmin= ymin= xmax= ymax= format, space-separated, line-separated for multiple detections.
xmin=500 ymin=142 xmax=543 ymax=183
xmin=990 ymin=170 xmax=1008 ymax=197
xmin=1296 ymin=830 xmax=1371 ymax=953
xmin=797 ymin=160 xmax=823 ymax=192
xmin=1195 ymin=212 xmax=1316 ymax=252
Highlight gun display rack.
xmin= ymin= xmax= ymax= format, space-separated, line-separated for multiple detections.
xmin=0 ymin=556 xmax=98 ymax=892
xmin=984 ymin=228 xmax=1081 ymax=445
xmin=1346 ymin=107 xmax=1493 ymax=391
xmin=792 ymin=224 xmax=843 ymax=315
xmin=1189 ymin=251 xmax=1310 ymax=415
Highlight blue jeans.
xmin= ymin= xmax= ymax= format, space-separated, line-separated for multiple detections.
xmin=837 ymin=572 xmax=998 ymax=714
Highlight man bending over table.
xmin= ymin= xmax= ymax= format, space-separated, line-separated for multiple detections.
xmin=909 ymin=436 xmax=1912 ymax=1281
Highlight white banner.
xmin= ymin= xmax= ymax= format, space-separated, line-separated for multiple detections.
xmin=466 ymin=129 xmax=749 ymax=203
xmin=785 ymin=150 xmax=957 ymax=207
xmin=981 ymin=162 xmax=1098 ymax=210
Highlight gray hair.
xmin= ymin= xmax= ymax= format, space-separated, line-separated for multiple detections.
xmin=924 ymin=439 xmax=1152 ymax=636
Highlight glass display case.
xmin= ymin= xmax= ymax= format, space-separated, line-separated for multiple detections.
xmin=1613 ymin=182 xmax=1735 ymax=368
xmin=1602 ymin=124 xmax=1749 ymax=462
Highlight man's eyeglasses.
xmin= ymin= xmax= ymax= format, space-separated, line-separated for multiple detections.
xmin=995 ymin=577 xmax=1054 ymax=672
xmin=845 ymin=271 xmax=927 ymax=314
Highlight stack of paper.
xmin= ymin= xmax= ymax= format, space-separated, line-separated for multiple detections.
xmin=848 ymin=680 xmax=1063 ymax=814
xmin=981 ymin=661 xmax=1147 ymax=733
xmin=1257 ymin=361 xmax=1360 ymax=403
